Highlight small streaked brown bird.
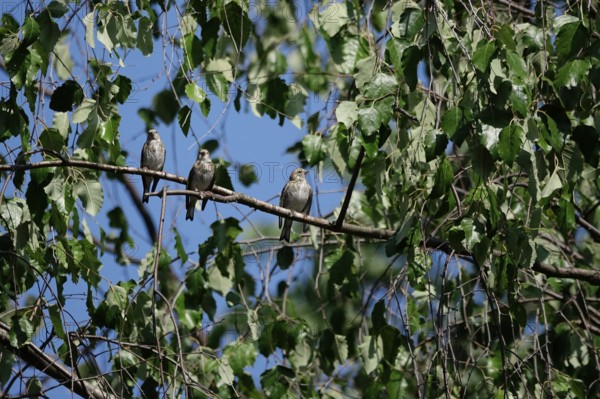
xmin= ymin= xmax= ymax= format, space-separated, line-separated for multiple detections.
xmin=279 ymin=168 xmax=312 ymax=242
xmin=186 ymin=149 xmax=215 ymax=221
xmin=141 ymin=129 xmax=166 ymax=203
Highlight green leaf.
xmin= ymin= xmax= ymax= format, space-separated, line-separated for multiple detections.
xmin=540 ymin=168 xmax=562 ymax=199
xmin=225 ymin=341 xmax=257 ymax=375
xmin=401 ymin=45 xmax=422 ymax=90
xmin=335 ymin=101 xmax=358 ymax=127
xmin=302 ymin=134 xmax=326 ymax=165
xmin=153 ymin=90 xmax=179 ymax=124
xmin=106 ymin=284 xmax=128 ymax=312
xmin=84 ymin=12 xmax=95 ymax=48
xmin=359 ymin=335 xmax=383 ymax=374
xmin=185 ymin=82 xmax=207 ymax=103
xmin=74 ymin=179 xmax=103 ymax=216
xmin=555 ymin=19 xmax=587 ymax=63
xmin=442 ymin=107 xmax=471 ymax=140
xmin=207 ymin=265 xmax=233 ymax=295
xmin=329 ymin=34 xmax=359 ymax=74
xmin=97 ymin=11 xmax=116 ymax=52
xmin=497 ymin=124 xmax=524 ymax=165
xmin=510 ymin=84 xmax=529 ymax=117
xmin=178 ymin=105 xmax=192 ymax=136
xmin=430 ymin=158 xmax=453 ymax=199
xmin=53 ymin=34 xmax=73 ymax=81
xmin=72 ymin=99 xmax=97 ymax=124
xmin=179 ymin=14 xmax=197 ymax=37
xmin=386 ymin=38 xmax=408 ymax=81
xmin=22 ymin=16 xmax=40 ymax=47
xmin=210 ymin=217 xmax=243 ymax=249
xmin=39 ymin=128 xmax=65 ymax=152
xmin=182 ymin=33 xmax=203 ymax=70
xmin=362 ymin=73 xmax=397 ymax=98
xmin=26 ymin=377 xmax=42 ymax=397
xmin=472 ymin=41 xmax=497 ymax=72
xmin=277 ymin=246 xmax=294 ymax=270
xmin=494 ymin=24 xmax=516 ymax=50
xmin=326 ymin=250 xmax=354 ymax=285
xmin=557 ymin=198 xmax=575 ymax=235
xmin=333 ymin=334 xmax=348 ymax=362
xmin=136 ymin=16 xmax=153 ymax=55
xmin=51 ymin=112 xmax=69 ymax=139
xmin=221 ymin=2 xmax=251 ymax=50
xmin=371 ymin=300 xmax=387 ymax=334
xmin=76 ymin=110 xmax=99 ymax=148
xmin=233 ymin=164 xmax=255 ymax=187
xmin=395 ymin=5 xmax=424 ymax=39
xmin=317 ymin=2 xmax=348 ymax=37
xmin=35 ymin=10 xmax=59 ymax=53
xmin=48 ymin=305 xmax=66 ymax=340
xmin=206 ymin=59 xmax=233 ymax=102
xmin=358 ymin=107 xmax=381 ymax=136
xmin=506 ymin=226 xmax=534 ymax=268
xmin=572 ymin=125 xmax=599 ymax=166
xmin=47 ymin=1 xmax=69 ymax=18
xmin=50 ymin=80 xmax=83 ymax=112
xmin=554 ymin=59 xmax=590 ymax=88
xmin=113 ymin=75 xmax=132 ymax=104
xmin=471 ymin=144 xmax=493 ymax=180
xmin=172 ymin=227 xmax=189 ymax=266
xmin=505 ymin=50 xmax=527 ymax=82
xmin=354 ymin=55 xmax=377 ymax=90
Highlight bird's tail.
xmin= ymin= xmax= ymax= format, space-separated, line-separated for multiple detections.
xmin=186 ymin=207 xmax=194 ymax=221
xmin=186 ymin=197 xmax=195 ymax=221
xmin=142 ymin=176 xmax=150 ymax=203
xmin=280 ymin=220 xmax=292 ymax=242
xmin=150 ymin=177 xmax=160 ymax=193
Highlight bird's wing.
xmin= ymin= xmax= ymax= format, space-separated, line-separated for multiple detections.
xmin=302 ymin=184 xmax=312 ymax=216
xmin=279 ymin=182 xmax=289 ymax=228
xmin=186 ymin=163 xmax=197 ymax=208
xmin=208 ymin=163 xmax=216 ymax=190
xmin=140 ymin=142 xmax=148 ymax=166
xmin=186 ymin=163 xmax=197 ymax=190
xmin=158 ymin=142 xmax=166 ymax=171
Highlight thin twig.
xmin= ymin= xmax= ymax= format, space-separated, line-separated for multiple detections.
xmin=334 ymin=146 xmax=365 ymax=229
xmin=152 ymin=186 xmax=168 ymax=395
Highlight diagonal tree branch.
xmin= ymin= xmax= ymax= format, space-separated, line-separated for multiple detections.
xmin=334 ymin=146 xmax=365 ymax=229
xmin=0 ymin=321 xmax=115 ymax=399
xmin=146 ymin=188 xmax=392 ymax=239
xmin=2 ymin=159 xmax=600 ymax=285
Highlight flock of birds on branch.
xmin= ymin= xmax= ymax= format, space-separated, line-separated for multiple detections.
xmin=140 ymin=129 xmax=312 ymax=242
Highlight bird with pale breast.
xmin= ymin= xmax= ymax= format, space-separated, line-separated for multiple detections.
xmin=140 ymin=128 xmax=166 ymax=203
xmin=186 ymin=149 xmax=215 ymax=221
xmin=279 ymin=167 xmax=312 ymax=242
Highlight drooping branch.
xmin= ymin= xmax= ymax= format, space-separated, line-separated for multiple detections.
xmin=3 ymin=159 xmax=600 ymax=285
xmin=0 ymin=321 xmax=115 ymax=399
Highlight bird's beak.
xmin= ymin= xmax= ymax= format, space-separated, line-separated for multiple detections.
xmin=303 ymin=169 xmax=309 ymax=175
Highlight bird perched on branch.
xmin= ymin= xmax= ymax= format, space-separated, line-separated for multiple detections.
xmin=186 ymin=149 xmax=215 ymax=221
xmin=140 ymin=129 xmax=166 ymax=203
xmin=279 ymin=168 xmax=312 ymax=242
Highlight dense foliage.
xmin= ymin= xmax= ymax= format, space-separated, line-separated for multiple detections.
xmin=1 ymin=0 xmax=600 ymax=397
